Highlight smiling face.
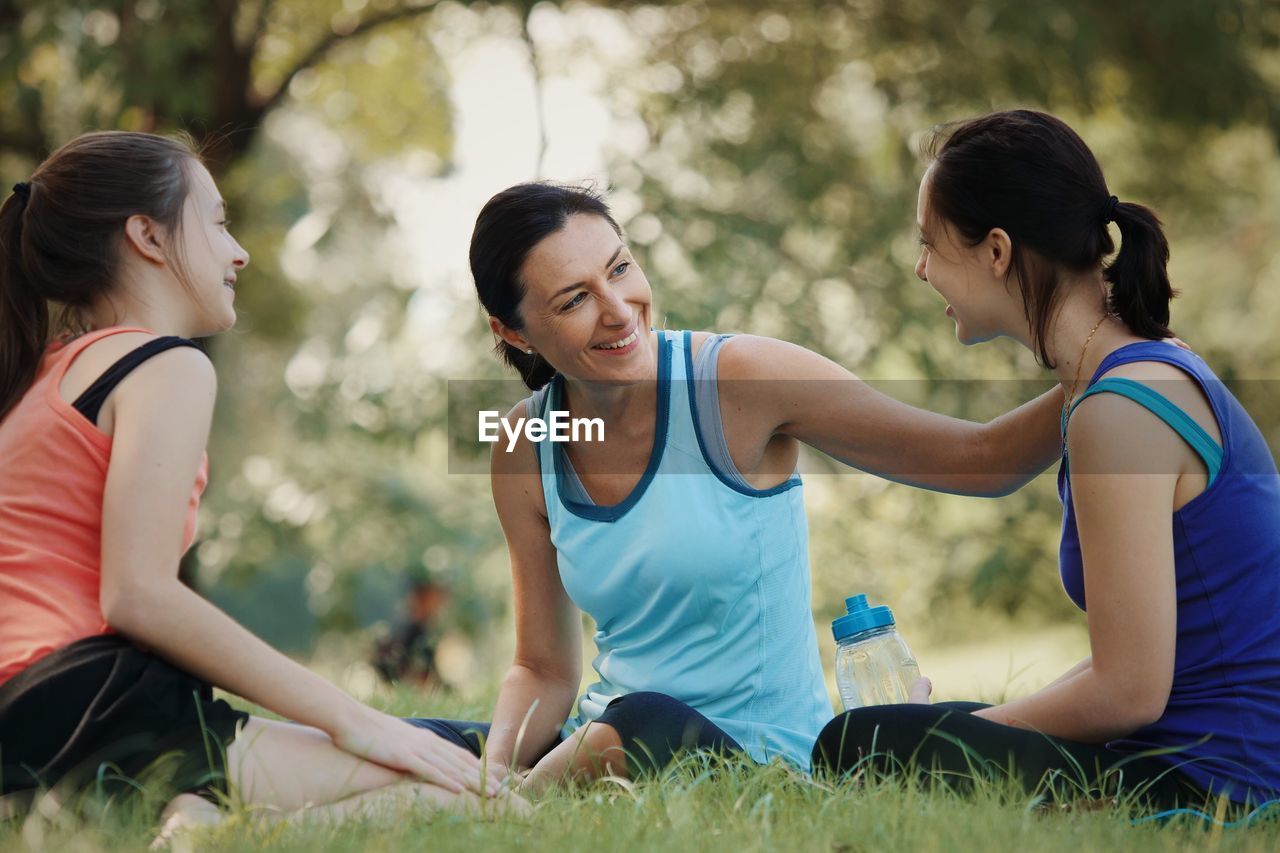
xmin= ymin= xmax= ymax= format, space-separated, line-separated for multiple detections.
xmin=494 ymin=213 xmax=654 ymax=384
xmin=174 ymin=160 xmax=249 ymax=335
xmin=914 ymin=167 xmax=1016 ymax=346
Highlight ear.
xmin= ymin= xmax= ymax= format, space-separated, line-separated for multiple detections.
xmin=489 ymin=316 xmax=531 ymax=353
xmin=122 ymin=214 xmax=169 ymax=266
xmin=986 ymin=227 xmax=1013 ymax=279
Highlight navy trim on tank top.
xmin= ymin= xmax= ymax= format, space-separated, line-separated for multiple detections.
xmin=551 ymin=330 xmax=672 ymax=522
xmin=71 ymin=336 xmax=201 ymax=426
xmin=682 ymin=330 xmax=802 ymax=497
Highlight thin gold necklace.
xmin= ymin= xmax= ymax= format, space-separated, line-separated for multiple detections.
xmin=1061 ymin=314 xmax=1108 ymax=442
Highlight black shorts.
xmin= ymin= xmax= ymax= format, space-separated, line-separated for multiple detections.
xmin=0 ymin=634 xmax=247 ymax=803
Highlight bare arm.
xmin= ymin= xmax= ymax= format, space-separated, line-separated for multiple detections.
xmin=718 ymin=335 xmax=1063 ymax=497
xmin=484 ymin=401 xmax=584 ymax=770
xmin=972 ymin=393 xmax=1179 ymax=741
xmin=1043 ymin=656 xmax=1092 ymax=690
xmin=99 ymin=347 xmax=494 ymax=794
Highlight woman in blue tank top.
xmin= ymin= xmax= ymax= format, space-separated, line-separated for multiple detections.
xmin=408 ymin=183 xmax=1078 ymax=794
xmin=814 ymin=110 xmax=1280 ymax=809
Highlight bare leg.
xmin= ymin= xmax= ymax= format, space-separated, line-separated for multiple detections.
xmin=153 ymin=716 xmax=525 ymax=847
xmin=522 ymin=721 xmax=625 ymax=796
xmin=225 ymin=717 xmax=431 ymax=813
xmin=154 ymin=778 xmax=527 ymax=847
xmin=279 ymin=780 xmax=529 ymax=826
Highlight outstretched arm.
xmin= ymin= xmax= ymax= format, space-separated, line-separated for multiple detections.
xmin=99 ymin=347 xmax=495 ymax=796
xmin=718 ymin=335 xmax=1063 ymax=496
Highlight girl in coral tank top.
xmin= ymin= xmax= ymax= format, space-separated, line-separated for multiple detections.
xmin=0 ymin=132 xmax=514 ymax=832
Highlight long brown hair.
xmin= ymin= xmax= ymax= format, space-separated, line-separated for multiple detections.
xmin=925 ymin=110 xmax=1173 ymax=366
xmin=0 ymin=131 xmax=200 ymax=421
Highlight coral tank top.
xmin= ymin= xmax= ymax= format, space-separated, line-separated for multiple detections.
xmin=0 ymin=327 xmax=207 ymax=686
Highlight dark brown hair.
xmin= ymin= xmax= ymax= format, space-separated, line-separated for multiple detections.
xmin=470 ymin=182 xmax=621 ymax=391
xmin=925 ymin=110 xmax=1173 ymax=365
xmin=0 ymin=130 xmax=201 ymax=421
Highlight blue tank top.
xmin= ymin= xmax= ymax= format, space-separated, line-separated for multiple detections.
xmin=1059 ymin=340 xmax=1280 ymax=802
xmin=530 ymin=330 xmax=832 ymax=769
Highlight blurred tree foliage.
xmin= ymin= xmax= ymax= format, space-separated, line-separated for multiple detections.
xmin=584 ymin=0 xmax=1280 ymax=639
xmin=3 ymin=0 xmax=1280 ymax=659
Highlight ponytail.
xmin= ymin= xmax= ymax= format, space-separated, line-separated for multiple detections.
xmin=498 ymin=341 xmax=557 ymax=392
xmin=926 ymin=110 xmax=1179 ymax=363
xmin=1104 ymin=201 xmax=1174 ymax=340
xmin=0 ymin=131 xmax=199 ymax=424
xmin=0 ymin=189 xmax=49 ymax=423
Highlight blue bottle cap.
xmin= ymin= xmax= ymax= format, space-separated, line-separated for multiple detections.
xmin=832 ymin=593 xmax=896 ymax=642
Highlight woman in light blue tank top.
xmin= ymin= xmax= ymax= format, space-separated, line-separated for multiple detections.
xmin=415 ymin=182 xmax=1076 ymax=794
xmin=815 ymin=110 xmax=1280 ymax=809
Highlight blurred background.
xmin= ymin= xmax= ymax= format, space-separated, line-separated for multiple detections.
xmin=4 ymin=0 xmax=1280 ymax=705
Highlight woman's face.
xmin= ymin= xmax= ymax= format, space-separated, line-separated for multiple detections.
xmin=174 ymin=161 xmax=250 ymax=335
xmin=504 ymin=213 xmax=654 ymax=384
xmin=914 ymin=167 xmax=1012 ymax=346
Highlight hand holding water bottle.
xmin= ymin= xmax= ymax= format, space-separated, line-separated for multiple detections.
xmin=832 ymin=594 xmax=923 ymax=711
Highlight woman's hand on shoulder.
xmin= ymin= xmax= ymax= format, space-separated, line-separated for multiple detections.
xmin=712 ymin=334 xmax=1063 ymax=496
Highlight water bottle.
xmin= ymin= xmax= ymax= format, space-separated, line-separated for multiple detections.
xmin=832 ymin=594 xmax=921 ymax=711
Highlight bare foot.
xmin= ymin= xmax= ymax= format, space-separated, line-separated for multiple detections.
xmin=151 ymin=794 xmax=223 ymax=850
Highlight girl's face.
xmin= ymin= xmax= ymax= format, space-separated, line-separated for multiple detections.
xmin=497 ymin=213 xmax=654 ymax=385
xmin=174 ymin=161 xmax=249 ymax=335
xmin=914 ymin=167 xmax=1015 ymax=346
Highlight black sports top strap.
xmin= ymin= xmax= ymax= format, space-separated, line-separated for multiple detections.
xmin=71 ymin=336 xmax=202 ymax=425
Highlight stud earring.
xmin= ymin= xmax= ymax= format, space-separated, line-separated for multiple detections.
xmin=525 ymin=349 xmax=535 ymax=355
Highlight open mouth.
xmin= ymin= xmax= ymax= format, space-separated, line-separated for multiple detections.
xmin=593 ymin=328 xmax=639 ymax=352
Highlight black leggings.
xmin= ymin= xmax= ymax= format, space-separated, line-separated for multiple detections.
xmin=408 ymin=691 xmax=743 ymax=776
xmin=811 ymin=702 xmax=1209 ymax=809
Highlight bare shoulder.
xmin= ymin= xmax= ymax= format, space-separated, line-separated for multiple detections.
xmin=62 ymin=333 xmax=214 ymax=437
xmin=1067 ymin=355 xmax=1215 ymax=472
xmin=113 ymin=343 xmax=216 ymax=397
xmin=60 ymin=331 xmax=167 ymax=401
xmin=490 ymin=397 xmax=549 ymax=519
xmin=104 ymin=345 xmax=216 ymax=439
xmin=1099 ymin=354 xmax=1197 ymax=384
xmin=686 ymin=330 xmax=715 ymax=361
xmin=490 ymin=398 xmax=538 ymax=475
xmin=1088 ymin=349 xmax=1221 ymax=444
xmin=714 ymin=334 xmax=845 ymax=382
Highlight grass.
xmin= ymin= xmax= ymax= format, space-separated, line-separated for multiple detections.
xmin=6 ymin=755 xmax=1279 ymax=852
xmin=4 ymin=683 xmax=1279 ymax=852
xmin=1 ymin=624 xmax=1274 ymax=853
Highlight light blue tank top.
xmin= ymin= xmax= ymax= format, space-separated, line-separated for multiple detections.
xmin=530 ymin=330 xmax=832 ymax=769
